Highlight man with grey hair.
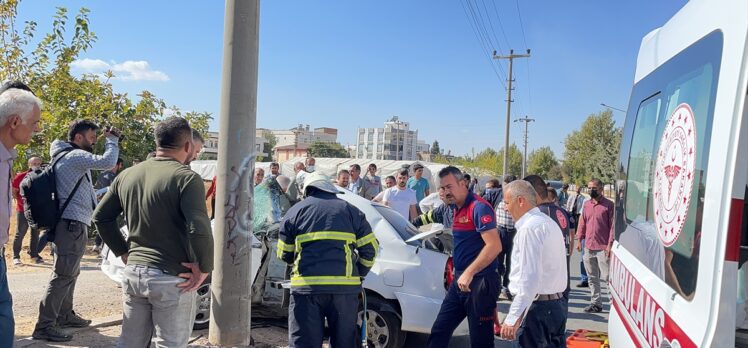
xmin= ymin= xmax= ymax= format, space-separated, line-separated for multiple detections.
xmin=287 ymin=161 xmax=306 ymax=203
xmin=499 ymin=180 xmax=567 ymax=346
xmin=0 ymin=81 xmax=42 ymax=346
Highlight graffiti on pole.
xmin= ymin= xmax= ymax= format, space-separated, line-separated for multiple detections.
xmin=223 ymin=151 xmax=257 ymax=266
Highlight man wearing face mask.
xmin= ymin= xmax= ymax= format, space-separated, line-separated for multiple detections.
xmin=575 ymin=178 xmax=614 ymax=313
xmin=33 ymin=119 xmax=120 ymax=342
xmin=11 ymin=156 xmax=43 ymax=265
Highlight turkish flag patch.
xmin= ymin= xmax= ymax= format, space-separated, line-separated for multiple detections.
xmin=556 ymin=210 xmax=568 ymax=229
xmin=481 ymin=215 xmax=493 ymax=224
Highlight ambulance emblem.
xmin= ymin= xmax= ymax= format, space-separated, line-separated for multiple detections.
xmin=653 ymin=103 xmax=696 ymax=247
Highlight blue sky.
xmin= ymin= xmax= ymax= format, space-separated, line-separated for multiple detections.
xmin=17 ymin=1 xmax=687 ymax=158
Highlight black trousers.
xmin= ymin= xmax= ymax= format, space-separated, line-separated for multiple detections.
xmin=289 ymin=292 xmax=359 ymax=348
xmin=515 ymin=299 xmax=567 ymax=348
xmin=428 ymin=272 xmax=500 ymax=348
xmin=498 ymin=227 xmax=516 ymax=288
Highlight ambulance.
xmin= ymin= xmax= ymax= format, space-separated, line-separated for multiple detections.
xmin=609 ymin=0 xmax=748 ymax=346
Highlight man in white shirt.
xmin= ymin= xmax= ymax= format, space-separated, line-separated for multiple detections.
xmin=382 ymin=169 xmax=417 ymax=220
xmin=499 ymin=180 xmax=568 ymax=346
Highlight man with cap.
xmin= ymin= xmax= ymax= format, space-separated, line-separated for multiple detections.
xmin=278 ymin=172 xmax=379 ymax=347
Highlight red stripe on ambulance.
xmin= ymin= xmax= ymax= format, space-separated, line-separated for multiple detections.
xmin=609 ymin=253 xmax=697 ymax=348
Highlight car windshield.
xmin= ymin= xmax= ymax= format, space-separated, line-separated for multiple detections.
xmin=373 ymin=205 xmax=420 ymax=246
xmin=253 ymin=178 xmax=290 ymax=234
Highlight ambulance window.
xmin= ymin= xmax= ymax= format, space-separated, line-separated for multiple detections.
xmin=617 ymin=31 xmax=721 ymax=299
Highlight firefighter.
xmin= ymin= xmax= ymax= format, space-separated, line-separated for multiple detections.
xmin=277 ymin=172 xmax=379 ymax=348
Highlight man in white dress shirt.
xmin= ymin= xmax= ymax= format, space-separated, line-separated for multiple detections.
xmin=499 ymin=180 xmax=568 ymax=346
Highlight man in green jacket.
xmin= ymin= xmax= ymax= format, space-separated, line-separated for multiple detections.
xmin=93 ymin=117 xmax=213 ymax=347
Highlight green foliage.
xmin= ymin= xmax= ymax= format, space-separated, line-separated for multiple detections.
xmin=563 ymin=109 xmax=622 ymax=186
xmin=309 ymin=141 xmax=349 ymax=158
xmin=0 ymin=1 xmax=212 ymax=171
xmin=439 ymin=144 xmax=522 ymax=177
xmin=257 ymin=130 xmax=277 ymax=161
xmin=431 ymin=140 xmax=440 ymax=156
xmin=527 ymin=146 xmax=559 ymax=179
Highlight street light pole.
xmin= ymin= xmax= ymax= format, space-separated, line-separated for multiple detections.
xmin=210 ymin=0 xmax=259 ymax=346
xmin=514 ymin=116 xmax=535 ymax=178
xmin=494 ymin=49 xmax=531 ymax=177
xmin=600 ymin=103 xmax=627 ymax=113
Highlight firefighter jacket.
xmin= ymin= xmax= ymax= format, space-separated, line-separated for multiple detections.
xmin=277 ymin=191 xmax=379 ymax=294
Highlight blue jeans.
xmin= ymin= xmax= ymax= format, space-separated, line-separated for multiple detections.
xmin=118 ymin=265 xmax=197 ymax=348
xmin=580 ymin=239 xmax=588 ymax=282
xmin=428 ymin=272 xmax=499 ymax=348
xmin=0 ymin=252 xmax=13 ymax=347
xmin=514 ymin=299 xmax=567 ymax=347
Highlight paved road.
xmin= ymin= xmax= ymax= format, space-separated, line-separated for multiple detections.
xmin=10 ymin=249 xmax=609 ymax=347
xmin=7 ymin=253 xmax=122 ymax=339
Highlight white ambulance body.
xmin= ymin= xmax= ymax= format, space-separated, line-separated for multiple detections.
xmin=609 ymin=0 xmax=748 ymax=346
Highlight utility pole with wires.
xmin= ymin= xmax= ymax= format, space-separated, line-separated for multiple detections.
xmin=514 ymin=116 xmax=535 ymax=178
xmin=493 ymin=49 xmax=530 ymax=177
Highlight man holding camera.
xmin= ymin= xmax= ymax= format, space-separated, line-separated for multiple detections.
xmin=32 ymin=120 xmax=120 ymax=342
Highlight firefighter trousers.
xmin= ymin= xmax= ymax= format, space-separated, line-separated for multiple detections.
xmin=288 ymin=292 xmax=359 ymax=348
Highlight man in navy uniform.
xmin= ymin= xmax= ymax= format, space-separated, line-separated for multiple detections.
xmin=428 ymin=166 xmax=502 ymax=347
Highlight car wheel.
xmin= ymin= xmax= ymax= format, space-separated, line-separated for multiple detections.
xmin=193 ymin=281 xmax=211 ymax=330
xmin=357 ymin=297 xmax=406 ymax=348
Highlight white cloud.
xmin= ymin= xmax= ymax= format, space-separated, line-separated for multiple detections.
xmin=71 ymin=58 xmax=170 ymax=81
xmin=71 ymin=58 xmax=110 ymax=72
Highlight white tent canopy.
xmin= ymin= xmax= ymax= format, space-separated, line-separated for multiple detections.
xmin=190 ymin=158 xmax=457 ymax=192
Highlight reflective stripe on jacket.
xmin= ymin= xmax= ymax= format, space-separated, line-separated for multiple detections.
xmin=277 ymin=191 xmax=378 ymax=294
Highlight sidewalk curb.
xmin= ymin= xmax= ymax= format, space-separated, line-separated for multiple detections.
xmin=14 ymin=314 xmax=123 ymax=347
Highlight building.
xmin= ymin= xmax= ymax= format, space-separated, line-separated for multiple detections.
xmin=273 ymin=144 xmax=310 ymax=162
xmin=201 ymin=131 xmax=267 ymax=160
xmin=259 ymin=125 xmax=338 ymax=148
xmin=356 ymin=116 xmax=419 ymax=161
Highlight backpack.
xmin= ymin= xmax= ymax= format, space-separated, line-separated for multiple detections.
xmin=20 ymin=148 xmax=87 ymax=230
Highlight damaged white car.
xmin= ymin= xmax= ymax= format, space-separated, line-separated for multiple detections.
xmin=100 ymin=175 xmax=465 ymax=348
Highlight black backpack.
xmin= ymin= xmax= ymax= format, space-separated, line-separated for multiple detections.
xmin=20 ymin=148 xmax=87 ymax=230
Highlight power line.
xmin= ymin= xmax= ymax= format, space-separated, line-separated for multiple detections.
xmin=515 ymin=0 xmax=529 ymax=49
xmin=488 ymin=0 xmax=512 ymax=50
xmin=458 ymin=0 xmax=507 ymax=87
xmin=464 ymin=0 xmax=508 ymax=79
xmin=475 ymin=0 xmax=506 ymax=54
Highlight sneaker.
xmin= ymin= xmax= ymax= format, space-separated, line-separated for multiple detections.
xmin=32 ymin=326 xmax=72 ymax=342
xmin=583 ymin=304 xmax=603 ymax=313
xmin=58 ymin=312 xmax=92 ymax=328
xmin=12 ymin=258 xmax=21 ymax=266
xmin=576 ymin=281 xmax=589 ymax=288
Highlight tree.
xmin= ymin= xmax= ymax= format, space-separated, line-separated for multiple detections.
xmin=431 ymin=140 xmax=441 ymax=156
xmin=563 ymin=109 xmax=622 ymax=186
xmin=0 ymin=1 xmax=212 ymax=171
xmin=257 ymin=130 xmax=277 ymax=161
xmin=309 ymin=141 xmax=349 ymax=158
xmin=527 ymin=146 xmax=559 ymax=179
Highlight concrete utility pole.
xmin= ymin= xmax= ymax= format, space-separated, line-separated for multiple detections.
xmin=494 ymin=49 xmax=530 ymax=177
xmin=514 ymin=116 xmax=535 ymax=178
xmin=210 ymin=0 xmax=259 ymax=346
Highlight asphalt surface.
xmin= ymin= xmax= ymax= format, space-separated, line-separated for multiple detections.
xmin=9 ymin=247 xmax=609 ymax=347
